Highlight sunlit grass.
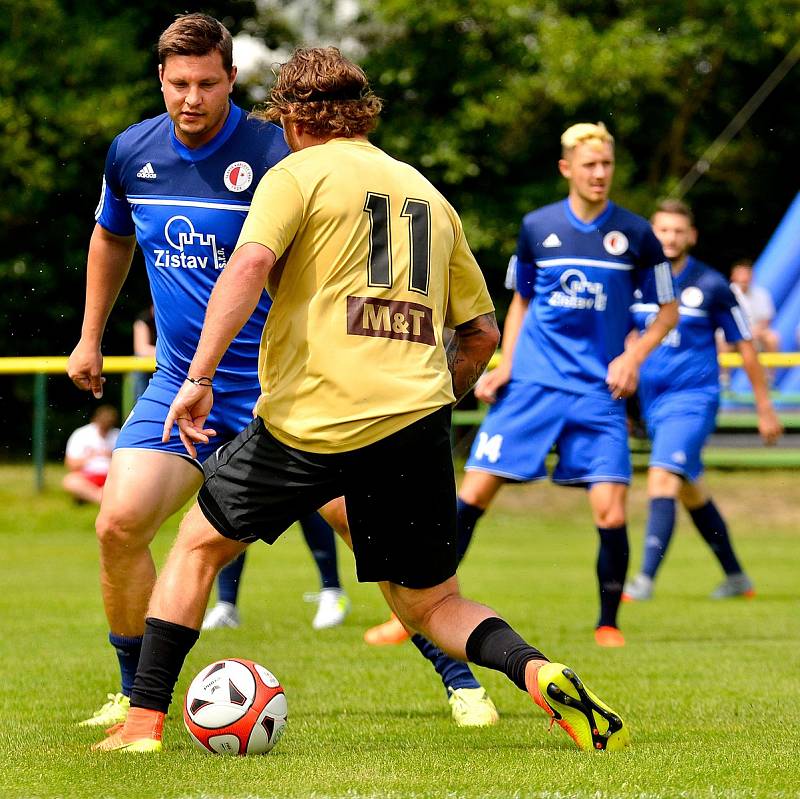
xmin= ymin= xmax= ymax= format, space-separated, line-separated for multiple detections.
xmin=0 ymin=465 xmax=797 ymax=798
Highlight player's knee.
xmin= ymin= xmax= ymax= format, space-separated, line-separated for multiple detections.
xmin=319 ymin=498 xmax=351 ymax=548
xmin=391 ymin=580 xmax=458 ymax=633
xmin=595 ymin=508 xmax=626 ymax=529
xmin=176 ymin=504 xmax=240 ymax=569
xmin=95 ymin=504 xmax=152 ymax=554
xmin=458 ymin=472 xmax=501 ymax=509
xmin=591 ymin=498 xmax=626 ymax=529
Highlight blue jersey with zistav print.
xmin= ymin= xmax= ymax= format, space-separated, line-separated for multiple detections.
xmin=632 ymin=256 xmax=751 ymax=406
xmin=95 ymin=103 xmax=289 ymax=385
xmin=506 ymin=199 xmax=674 ymax=396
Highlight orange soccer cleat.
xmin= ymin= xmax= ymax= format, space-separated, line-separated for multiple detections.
xmin=594 ymin=625 xmax=626 ymax=648
xmin=91 ymin=706 xmax=165 ymax=753
xmin=363 ymin=613 xmax=411 ymax=646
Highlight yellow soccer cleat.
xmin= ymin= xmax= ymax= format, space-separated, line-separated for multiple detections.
xmin=526 ymin=661 xmax=630 ymax=751
xmin=91 ymin=707 xmax=164 ymax=753
xmin=447 ymin=686 xmax=500 ymax=727
xmin=92 ymin=734 xmax=163 ymax=753
xmin=77 ymin=692 xmax=130 ymax=728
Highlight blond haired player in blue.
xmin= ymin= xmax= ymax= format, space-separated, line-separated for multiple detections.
xmin=96 ymin=48 xmax=630 ymax=754
xmin=457 ymin=123 xmax=678 ymax=649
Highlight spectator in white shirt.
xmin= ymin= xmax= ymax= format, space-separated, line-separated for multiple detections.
xmin=63 ymin=405 xmax=119 ymax=504
xmin=730 ymin=259 xmax=780 ymax=353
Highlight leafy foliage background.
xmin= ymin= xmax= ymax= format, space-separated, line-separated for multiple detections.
xmin=1 ymin=1 xmax=798 ymax=455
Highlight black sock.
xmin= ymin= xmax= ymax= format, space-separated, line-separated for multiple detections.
xmin=597 ymin=525 xmax=629 ymax=628
xmin=300 ymin=512 xmax=341 ymax=589
xmin=218 ymin=552 xmax=246 ymax=605
xmin=689 ymin=500 xmax=743 ymax=575
xmin=465 ymin=617 xmax=548 ymax=692
xmin=456 ymin=498 xmax=484 ymax=562
xmin=130 ymin=618 xmax=200 ymax=714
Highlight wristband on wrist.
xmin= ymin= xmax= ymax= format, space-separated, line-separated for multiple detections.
xmin=186 ymin=376 xmax=213 ymax=387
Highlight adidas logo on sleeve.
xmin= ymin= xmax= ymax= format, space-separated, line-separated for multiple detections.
xmin=136 ymin=162 xmax=157 ymax=179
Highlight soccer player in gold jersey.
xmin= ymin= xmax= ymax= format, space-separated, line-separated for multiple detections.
xmin=96 ymin=48 xmax=630 ymax=754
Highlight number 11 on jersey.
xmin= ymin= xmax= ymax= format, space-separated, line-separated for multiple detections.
xmin=364 ymin=192 xmax=431 ymax=294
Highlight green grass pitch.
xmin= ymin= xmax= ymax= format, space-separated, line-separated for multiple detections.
xmin=1 ymin=464 xmax=798 ymax=798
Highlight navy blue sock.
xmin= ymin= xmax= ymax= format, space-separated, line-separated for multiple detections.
xmin=641 ymin=497 xmax=677 ymax=579
xmin=689 ymin=500 xmax=743 ymax=575
xmin=456 ymin=498 xmax=484 ymax=562
xmin=217 ymin=552 xmax=246 ymax=605
xmin=109 ymin=632 xmax=143 ymax=697
xmin=411 ymin=634 xmax=480 ymax=695
xmin=300 ymin=512 xmax=340 ymax=589
xmin=596 ymin=525 xmax=629 ymax=628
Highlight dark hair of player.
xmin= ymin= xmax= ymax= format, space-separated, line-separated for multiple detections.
xmin=257 ymin=47 xmax=383 ymax=138
xmin=157 ymin=13 xmax=234 ymax=74
xmin=653 ymin=198 xmax=694 ymax=225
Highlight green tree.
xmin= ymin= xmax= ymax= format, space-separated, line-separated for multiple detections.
xmin=353 ymin=0 xmax=800 ymax=291
xmin=0 ymin=1 xmax=255 ymax=456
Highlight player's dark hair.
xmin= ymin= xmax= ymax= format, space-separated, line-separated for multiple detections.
xmin=158 ymin=13 xmax=234 ymax=74
xmin=257 ymin=47 xmax=382 ymax=138
xmin=731 ymin=258 xmax=754 ymax=271
xmin=653 ymin=199 xmax=694 ymax=225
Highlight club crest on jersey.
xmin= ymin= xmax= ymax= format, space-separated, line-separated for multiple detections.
xmin=153 ymin=215 xmax=227 ymax=270
xmin=681 ymin=286 xmax=704 ymax=308
xmin=603 ymin=230 xmax=629 ymax=256
xmin=224 ymin=161 xmax=253 ymax=192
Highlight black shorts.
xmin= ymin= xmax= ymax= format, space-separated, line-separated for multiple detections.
xmin=197 ymin=406 xmax=457 ymax=589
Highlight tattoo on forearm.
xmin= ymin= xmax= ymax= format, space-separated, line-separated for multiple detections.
xmin=446 ymin=312 xmax=498 ymax=402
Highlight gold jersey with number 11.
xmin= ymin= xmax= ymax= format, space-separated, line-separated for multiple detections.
xmin=236 ymin=137 xmax=494 ymax=453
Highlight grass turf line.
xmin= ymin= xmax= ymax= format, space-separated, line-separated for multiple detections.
xmin=0 ymin=465 xmax=797 ymax=798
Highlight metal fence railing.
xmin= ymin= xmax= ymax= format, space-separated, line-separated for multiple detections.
xmin=2 ymin=352 xmax=799 ymax=491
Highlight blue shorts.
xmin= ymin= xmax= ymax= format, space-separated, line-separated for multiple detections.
xmin=115 ymin=369 xmax=260 ymax=469
xmin=465 ymin=381 xmax=631 ymax=486
xmin=643 ymin=389 xmax=719 ymax=482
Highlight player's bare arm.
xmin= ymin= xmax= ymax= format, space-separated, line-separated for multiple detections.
xmin=67 ymin=224 xmax=136 ymax=398
xmin=474 ymin=293 xmax=529 ymax=404
xmin=610 ymin=299 xmax=678 ymax=399
xmin=446 ymin=312 xmax=500 ymax=403
xmin=736 ymin=338 xmax=783 ymax=445
xmin=163 ymin=242 xmax=276 ymax=456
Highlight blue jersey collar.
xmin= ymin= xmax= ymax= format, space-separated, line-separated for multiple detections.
xmin=170 ymin=102 xmax=242 ymax=162
xmin=562 ymin=198 xmax=616 ymax=233
xmin=674 ymin=255 xmax=698 ymax=287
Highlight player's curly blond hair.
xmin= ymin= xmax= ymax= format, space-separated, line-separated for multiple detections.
xmin=255 ymin=47 xmax=382 ymax=139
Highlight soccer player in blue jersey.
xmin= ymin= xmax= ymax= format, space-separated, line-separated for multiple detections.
xmin=458 ymin=123 xmax=678 ymax=648
xmin=66 ymin=12 xmax=348 ymax=725
xmin=623 ymin=200 xmax=782 ymax=601
xmin=67 ymin=13 xmax=494 ymax=732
